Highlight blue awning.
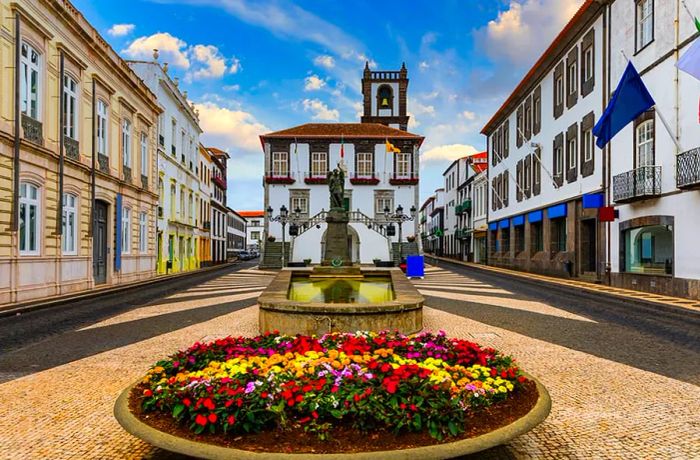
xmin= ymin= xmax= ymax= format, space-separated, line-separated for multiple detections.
xmin=499 ymin=218 xmax=510 ymax=229
xmin=547 ymin=203 xmax=567 ymax=219
xmin=489 ymin=222 xmax=498 ymax=231
xmin=528 ymin=210 xmax=543 ymax=223
xmin=582 ymin=192 xmax=605 ymax=209
xmin=512 ymin=215 xmax=525 ymax=226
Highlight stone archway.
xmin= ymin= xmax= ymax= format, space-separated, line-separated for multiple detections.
xmin=320 ymin=225 xmax=360 ymax=264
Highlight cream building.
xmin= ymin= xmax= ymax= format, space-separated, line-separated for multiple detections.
xmin=0 ymin=0 xmax=161 ymax=304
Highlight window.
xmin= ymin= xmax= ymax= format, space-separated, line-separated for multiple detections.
xmin=140 ymin=132 xmax=148 ymax=177
xmin=624 ymin=224 xmax=672 ymax=274
xmin=181 ymin=131 xmax=186 ymax=163
xmin=121 ymin=207 xmax=131 ymax=254
xmin=62 ymin=193 xmax=77 ymax=254
xmin=271 ymin=151 xmax=288 ymax=177
xmin=19 ymin=182 xmax=40 ymax=254
xmin=555 ymin=75 xmax=564 ymax=108
xmin=251 ymin=231 xmax=260 ymax=241
xmin=568 ymin=61 xmax=577 ymax=96
xmin=515 ymin=226 xmax=525 ymax=253
xmin=20 ymin=42 xmax=41 ymax=119
xmin=291 ymin=196 xmax=308 ymax=215
xmin=531 ymin=221 xmax=543 ymax=253
xmin=378 ymin=85 xmax=393 ymax=109
xmin=636 ymin=119 xmax=654 ymax=167
xmin=97 ymin=100 xmax=108 ymax=156
xmin=637 ymin=0 xmax=654 ymax=50
xmin=63 ymin=75 xmax=78 ymax=139
xmin=139 ymin=212 xmax=148 ymax=253
xmin=170 ymin=184 xmax=176 ymax=219
xmin=551 ymin=218 xmax=567 ymax=253
xmin=396 ymin=152 xmax=411 ymax=178
xmin=122 ymin=119 xmax=131 ymax=167
xmin=356 ymin=152 xmax=373 ymax=177
xmin=180 ymin=187 xmax=186 ymax=221
xmin=188 ymin=193 xmax=194 ymax=224
xmin=375 ymin=191 xmax=394 ymax=217
xmin=171 ymin=119 xmax=177 ymax=155
xmin=568 ymin=137 xmax=578 ymax=169
xmin=583 ymin=128 xmax=593 ymax=162
xmin=311 ymin=151 xmax=327 ymax=177
xmin=251 ymin=220 xmax=260 ymax=226
xmin=524 ymin=102 xmax=532 ymax=138
xmin=501 ymin=227 xmax=510 ymax=254
xmin=583 ymin=45 xmax=594 ymax=82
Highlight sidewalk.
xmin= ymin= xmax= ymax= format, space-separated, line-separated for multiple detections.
xmin=0 ymin=262 xmax=240 ymax=319
xmin=425 ymin=255 xmax=700 ymax=313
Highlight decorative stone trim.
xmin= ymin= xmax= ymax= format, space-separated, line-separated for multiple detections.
xmin=21 ymin=114 xmax=43 ymax=145
xmin=64 ymin=136 xmax=80 ymax=161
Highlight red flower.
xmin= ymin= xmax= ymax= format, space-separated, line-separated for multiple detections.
xmin=298 ymin=416 xmax=311 ymax=424
xmin=208 ymin=413 xmax=217 ymax=423
xmin=312 ymin=411 xmax=319 ymax=419
xmin=195 ymin=414 xmax=208 ymax=426
xmin=261 ymin=392 xmax=268 ymax=399
xmin=227 ymin=415 xmax=235 ymax=425
xmin=183 ymin=398 xmax=191 ymax=407
xmin=354 ymin=394 xmax=361 ymax=402
xmin=331 ymin=386 xmax=339 ymax=393
xmin=143 ymin=389 xmax=153 ymax=397
xmin=203 ymin=398 xmax=216 ymax=410
xmin=517 ymin=376 xmax=527 ymax=383
xmin=224 ymin=400 xmax=233 ymax=408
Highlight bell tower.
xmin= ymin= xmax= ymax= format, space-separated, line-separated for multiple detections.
xmin=360 ymin=62 xmax=410 ymax=131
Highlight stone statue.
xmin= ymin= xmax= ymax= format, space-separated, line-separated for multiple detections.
xmin=328 ymin=168 xmax=345 ymax=210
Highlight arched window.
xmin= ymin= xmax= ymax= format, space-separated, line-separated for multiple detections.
xmin=377 ymin=85 xmax=393 ymax=109
xmin=636 ymin=119 xmax=654 ymax=167
xmin=62 ymin=192 xmax=78 ymax=254
xmin=63 ymin=75 xmax=78 ymax=139
xmin=19 ymin=182 xmax=40 ymax=254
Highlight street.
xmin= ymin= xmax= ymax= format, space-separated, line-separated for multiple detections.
xmin=0 ymin=263 xmax=698 ymax=458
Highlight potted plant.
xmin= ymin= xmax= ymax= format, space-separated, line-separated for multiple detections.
xmin=406 ymin=235 xmax=416 ymax=243
xmin=303 ymin=258 xmax=312 ymax=266
xmin=267 ymin=235 xmax=276 ymax=242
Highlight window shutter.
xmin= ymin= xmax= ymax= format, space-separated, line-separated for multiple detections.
xmin=566 ymin=123 xmax=578 ymax=183
xmin=516 ymin=106 xmax=523 ymax=148
xmin=581 ymin=28 xmax=595 ymax=98
xmin=516 ymin=160 xmax=523 ymax=202
xmin=554 ymin=133 xmax=564 ymax=187
xmin=554 ymin=61 xmax=564 ymax=119
xmin=566 ymin=46 xmax=579 ymax=109
xmin=533 ymin=149 xmax=542 ymax=196
xmin=581 ymin=111 xmax=595 ymax=177
xmin=503 ymin=120 xmax=510 ymax=158
xmin=115 ymin=193 xmax=122 ymax=272
xmin=524 ymin=96 xmax=532 ymax=141
xmin=533 ymin=86 xmax=542 ymax=135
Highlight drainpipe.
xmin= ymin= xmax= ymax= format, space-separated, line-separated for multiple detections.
xmin=675 ymin=0 xmax=681 ymax=156
xmin=57 ymin=51 xmax=65 ymax=237
xmin=605 ymin=2 xmax=612 ymax=283
xmin=90 ymin=78 xmax=96 ymax=238
xmin=11 ymin=14 xmax=20 ymax=233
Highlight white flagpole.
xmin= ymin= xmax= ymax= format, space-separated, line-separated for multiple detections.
xmin=515 ymin=125 xmax=560 ymax=189
xmin=682 ymin=0 xmax=695 ymax=22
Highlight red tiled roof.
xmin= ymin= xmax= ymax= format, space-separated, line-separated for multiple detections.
xmin=481 ymin=0 xmax=599 ymax=135
xmin=261 ymin=123 xmax=424 ymax=140
xmin=238 ymin=210 xmax=264 ymax=217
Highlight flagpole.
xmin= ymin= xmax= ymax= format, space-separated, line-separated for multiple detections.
xmin=384 ymin=138 xmax=388 ymax=182
xmin=682 ymin=0 xmax=696 ymax=23
xmin=656 ymin=109 xmax=684 ymax=152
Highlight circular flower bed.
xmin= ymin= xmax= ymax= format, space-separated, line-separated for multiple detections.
xmin=130 ymin=331 xmax=542 ymax=454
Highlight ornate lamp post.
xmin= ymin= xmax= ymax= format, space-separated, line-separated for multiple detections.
xmin=385 ymin=204 xmax=417 ymax=261
xmin=267 ymin=205 xmax=292 ymax=267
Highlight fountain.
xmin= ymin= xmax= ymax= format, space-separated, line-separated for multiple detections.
xmin=257 ymin=161 xmax=424 ymax=336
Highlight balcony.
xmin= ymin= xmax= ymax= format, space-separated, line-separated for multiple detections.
xmin=461 ymin=199 xmax=472 ymax=213
xmin=141 ymin=174 xmax=148 ymax=190
xmin=213 ymin=175 xmax=227 ymax=189
xmin=677 ymin=147 xmax=700 ymax=189
xmin=613 ymin=166 xmax=661 ymax=203
xmin=350 ymin=175 xmax=379 ymax=185
xmin=264 ymin=176 xmax=295 ymax=185
xmin=21 ymin=114 xmax=43 ymax=144
xmin=98 ymin=153 xmax=109 ymax=173
xmin=123 ymin=165 xmax=132 ymax=184
xmin=389 ymin=175 xmax=418 ymax=186
xmin=304 ymin=172 xmax=328 ymax=185
xmin=171 ymin=145 xmax=176 ymax=157
xmin=64 ymin=136 xmax=79 ymax=161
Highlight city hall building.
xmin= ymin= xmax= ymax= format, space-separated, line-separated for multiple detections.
xmin=260 ymin=64 xmax=424 ymax=265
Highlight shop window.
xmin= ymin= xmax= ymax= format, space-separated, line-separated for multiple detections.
xmin=515 ymin=226 xmax=525 ymax=253
xmin=551 ymin=218 xmax=566 ymax=254
xmin=531 ymin=221 xmax=543 ymax=254
xmin=623 ymin=224 xmax=673 ymax=275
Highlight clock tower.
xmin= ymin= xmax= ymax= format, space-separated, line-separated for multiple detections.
xmin=360 ymin=62 xmax=410 ymax=131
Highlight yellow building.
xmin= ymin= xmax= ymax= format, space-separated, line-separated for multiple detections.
xmin=0 ymin=0 xmax=161 ymax=304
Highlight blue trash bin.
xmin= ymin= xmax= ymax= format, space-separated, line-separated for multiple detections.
xmin=406 ymin=255 xmax=424 ymax=279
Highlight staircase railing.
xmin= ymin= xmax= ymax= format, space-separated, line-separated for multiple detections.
xmin=294 ymin=210 xmax=389 ymax=238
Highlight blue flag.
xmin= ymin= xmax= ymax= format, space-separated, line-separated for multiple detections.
xmin=593 ymin=61 xmax=655 ymax=149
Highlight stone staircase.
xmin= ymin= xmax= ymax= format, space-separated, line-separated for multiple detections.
xmin=259 ymin=242 xmax=290 ymax=269
xmin=392 ymin=242 xmax=420 ymax=265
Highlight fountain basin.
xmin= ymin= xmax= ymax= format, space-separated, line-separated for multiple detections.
xmin=258 ymin=268 xmax=423 ymax=336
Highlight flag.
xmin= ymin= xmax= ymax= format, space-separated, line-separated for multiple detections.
xmin=592 ymin=61 xmax=655 ymax=149
xmin=385 ymin=139 xmax=401 ymax=153
xmin=677 ymin=37 xmax=700 ymax=122
xmin=695 ymin=16 xmax=700 ymax=32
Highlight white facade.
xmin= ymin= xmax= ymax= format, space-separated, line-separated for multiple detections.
xmin=243 ymin=213 xmax=264 ymax=251
xmin=607 ymin=0 xmax=700 ymax=294
xmin=262 ymin=133 xmax=422 ymax=264
xmin=128 ymin=60 xmax=202 ymax=274
xmin=442 ymin=160 xmax=460 ymax=257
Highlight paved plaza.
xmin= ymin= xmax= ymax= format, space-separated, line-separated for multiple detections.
xmin=0 ymin=263 xmax=698 ymax=459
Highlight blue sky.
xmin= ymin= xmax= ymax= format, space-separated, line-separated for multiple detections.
xmin=74 ymin=0 xmax=583 ymax=210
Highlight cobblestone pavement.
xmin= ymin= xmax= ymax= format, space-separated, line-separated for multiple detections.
xmin=0 ymin=264 xmax=698 ymax=459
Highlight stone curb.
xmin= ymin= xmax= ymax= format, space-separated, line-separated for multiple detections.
xmin=114 ymin=373 xmax=551 ymax=460
xmin=0 ymin=262 xmax=240 ymax=319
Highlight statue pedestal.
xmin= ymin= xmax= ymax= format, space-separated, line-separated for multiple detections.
xmin=322 ymin=208 xmax=350 ymax=266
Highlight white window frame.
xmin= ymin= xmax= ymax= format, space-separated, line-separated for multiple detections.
xmin=568 ymin=137 xmax=577 ymax=169
xmin=140 ymin=132 xmax=148 ymax=177
xmin=583 ymin=128 xmax=594 ymax=162
xmin=139 ymin=211 xmax=148 ymax=253
xmin=291 ymin=196 xmax=309 ymax=215
xmin=122 ymin=119 xmax=131 ymax=167
xmin=555 ymin=75 xmax=564 ymax=106
xmin=396 ymin=152 xmax=411 ymax=178
xmin=19 ymin=182 xmax=40 ymax=255
xmin=97 ymin=100 xmax=108 ymax=156
xmin=524 ymin=102 xmax=532 ymax=135
xmin=555 ymin=146 xmax=563 ymax=176
xmin=121 ymin=207 xmax=131 ymax=254
xmin=311 ymin=151 xmax=327 ymax=177
xmin=568 ymin=62 xmax=577 ymax=96
xmin=637 ymin=0 xmax=654 ymax=50
xmin=170 ymin=118 xmax=177 ymax=154
xmin=356 ymin=152 xmax=373 ymax=177
xmin=62 ymin=192 xmax=78 ymax=255
xmin=271 ymin=151 xmax=288 ymax=177
xmin=20 ymin=42 xmax=41 ymax=120
xmin=636 ymin=119 xmax=654 ymax=167
xmin=583 ymin=45 xmax=594 ymax=82
xmin=375 ymin=194 xmax=394 ymax=216
xmin=63 ymin=75 xmax=78 ymax=140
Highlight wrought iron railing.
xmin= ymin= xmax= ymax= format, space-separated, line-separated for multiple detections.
xmin=123 ymin=165 xmax=132 ymax=184
xmin=141 ymin=174 xmax=148 ymax=190
xmin=294 ymin=210 xmax=389 ymax=239
xmin=613 ymin=166 xmax=661 ymax=203
xmin=64 ymin=136 xmax=79 ymax=160
xmin=98 ymin=153 xmax=109 ymax=173
xmin=677 ymin=147 xmax=700 ymax=189
xmin=22 ymin=114 xmax=43 ymax=144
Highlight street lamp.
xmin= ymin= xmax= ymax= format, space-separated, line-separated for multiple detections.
xmin=267 ymin=205 xmax=294 ymax=267
xmin=386 ymin=204 xmax=417 ymax=261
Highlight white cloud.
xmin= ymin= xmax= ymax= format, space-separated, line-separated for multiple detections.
xmin=222 ymin=84 xmax=241 ymax=92
xmin=190 ymin=44 xmax=228 ymax=79
xmin=194 ymin=101 xmax=269 ymax=153
xmin=229 ymin=57 xmax=242 ymax=74
xmin=460 ymin=111 xmax=476 ymax=120
xmin=421 ymin=144 xmax=480 ymax=163
xmin=410 ymin=99 xmax=435 ymax=117
xmin=302 ymin=98 xmax=339 ymax=121
xmin=477 ymin=0 xmax=584 ymax=65
xmin=108 ymin=23 xmax=135 ymax=37
xmin=314 ymin=55 xmax=335 ymax=69
xmin=419 ymin=61 xmax=429 ymax=71
xmin=304 ymin=74 xmax=326 ymax=91
xmin=123 ymin=32 xmax=190 ymax=68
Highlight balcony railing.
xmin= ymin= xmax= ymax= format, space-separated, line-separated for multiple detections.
xmin=388 ymin=174 xmax=418 ymax=186
xmin=98 ymin=153 xmax=109 ymax=173
xmin=22 ymin=114 xmax=43 ymax=144
xmin=304 ymin=172 xmax=328 ymax=185
xmin=350 ymin=174 xmax=379 ymax=185
xmin=202 ymin=220 xmax=211 ymax=230
xmin=677 ymin=147 xmax=700 ymax=189
xmin=64 ymin=136 xmax=79 ymax=160
xmin=159 ymin=134 xmax=165 ymax=147
xmin=141 ymin=174 xmax=148 ymax=190
xmin=171 ymin=145 xmax=176 ymax=157
xmin=213 ymin=175 xmax=227 ymax=189
xmin=123 ymin=165 xmax=132 ymax=184
xmin=613 ymin=166 xmax=661 ymax=203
